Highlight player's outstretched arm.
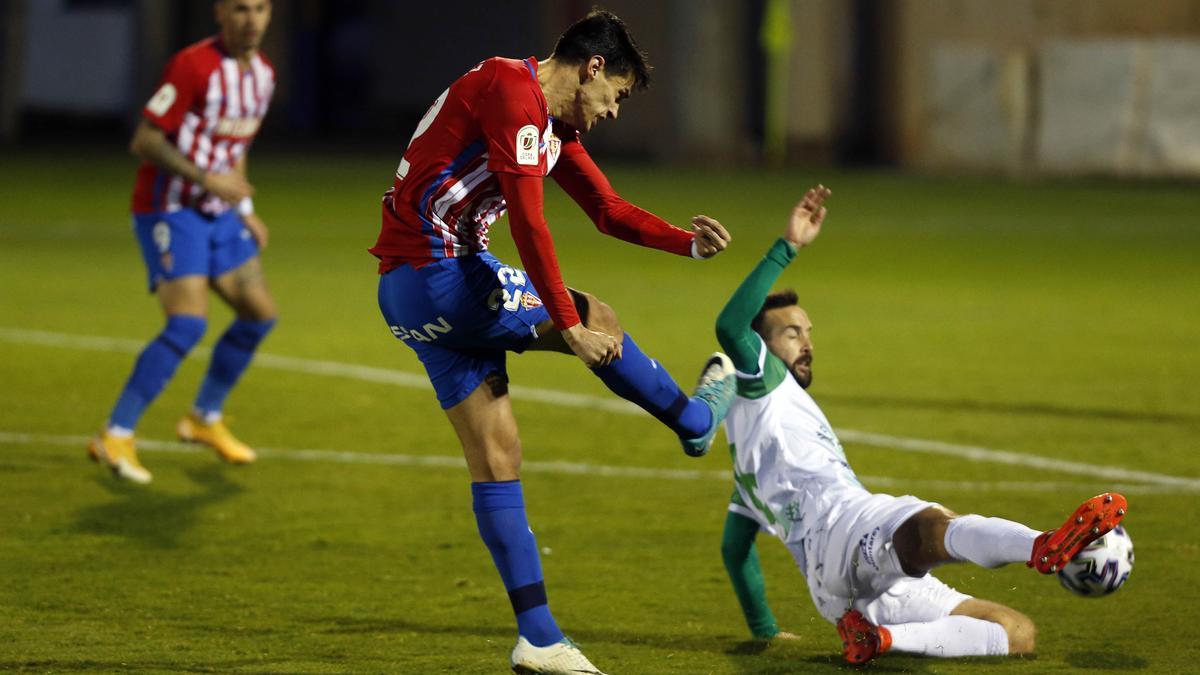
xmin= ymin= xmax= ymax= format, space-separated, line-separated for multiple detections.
xmin=552 ymin=140 xmax=730 ymax=258
xmin=129 ymin=120 xmax=253 ymax=204
xmin=714 ymin=185 xmax=830 ymax=374
xmin=722 ymin=510 xmax=784 ymax=640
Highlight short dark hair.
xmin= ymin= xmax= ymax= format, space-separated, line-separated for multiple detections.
xmin=552 ymin=8 xmax=651 ymax=89
xmin=751 ymin=289 xmax=799 ymax=335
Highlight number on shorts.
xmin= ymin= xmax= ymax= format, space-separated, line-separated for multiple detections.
xmin=152 ymin=221 xmax=171 ymax=253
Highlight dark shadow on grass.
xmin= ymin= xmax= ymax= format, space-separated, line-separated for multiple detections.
xmin=70 ymin=464 xmax=243 ymax=549
xmin=309 ymin=615 xmax=732 ymax=653
xmin=737 ymin=654 xmax=1030 ymax=674
xmin=1065 ymin=650 xmax=1148 ymax=670
xmin=0 ymin=657 xmax=286 ymax=672
xmin=821 ymin=392 xmax=1198 ymax=426
xmin=312 ymin=616 xmax=511 ymax=639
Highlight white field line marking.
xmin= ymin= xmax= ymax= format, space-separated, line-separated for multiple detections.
xmin=0 ymin=430 xmax=1183 ymax=495
xmin=2 ymin=326 xmax=1197 ymax=492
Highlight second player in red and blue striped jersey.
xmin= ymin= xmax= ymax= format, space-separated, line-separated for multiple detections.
xmin=132 ymin=35 xmax=274 ymax=216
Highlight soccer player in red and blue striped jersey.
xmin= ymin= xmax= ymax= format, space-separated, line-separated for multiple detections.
xmin=371 ymin=10 xmax=736 ymax=673
xmin=89 ymin=0 xmax=278 ymax=483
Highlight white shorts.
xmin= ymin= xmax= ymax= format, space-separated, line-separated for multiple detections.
xmin=786 ymin=492 xmax=972 ymax=624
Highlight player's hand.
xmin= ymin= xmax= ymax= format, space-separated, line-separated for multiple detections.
xmin=242 ymin=212 xmax=269 ymax=250
xmin=562 ymin=323 xmax=622 ymax=368
xmin=691 ymin=215 xmax=731 ymax=258
xmin=784 ymin=184 xmax=830 ymax=249
xmin=203 ymin=171 xmax=255 ymax=203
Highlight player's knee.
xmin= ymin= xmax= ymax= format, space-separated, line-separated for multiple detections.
xmin=894 ymin=507 xmax=955 ymax=574
xmin=983 ymin=606 xmax=1036 ymax=655
xmin=719 ymin=538 xmax=742 ymax=565
xmin=1003 ymin=612 xmax=1036 ymax=655
xmin=161 ymin=314 xmax=207 ymax=355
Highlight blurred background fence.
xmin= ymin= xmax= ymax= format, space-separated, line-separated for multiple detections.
xmin=3 ymin=0 xmax=1199 ymax=177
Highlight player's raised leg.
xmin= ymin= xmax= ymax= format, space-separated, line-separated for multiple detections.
xmin=529 ymin=291 xmax=735 ymax=457
xmin=91 ymin=273 xmax=210 ymax=484
xmin=892 ymin=493 xmax=1127 ymax=576
xmin=181 ymin=250 xmax=277 ymax=464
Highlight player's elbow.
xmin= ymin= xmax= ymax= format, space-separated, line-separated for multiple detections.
xmin=129 ymin=122 xmax=162 ymax=161
xmin=714 ymin=317 xmax=739 ymax=353
xmin=720 ymin=532 xmax=753 ymax=568
xmin=720 ymin=541 xmax=747 ymax=572
xmin=129 ymin=131 xmax=151 ymax=160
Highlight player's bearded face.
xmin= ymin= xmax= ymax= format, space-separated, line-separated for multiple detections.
xmin=217 ymin=0 xmax=272 ymax=54
xmin=762 ymin=306 xmax=814 ymax=389
xmin=572 ymin=70 xmax=633 ymax=133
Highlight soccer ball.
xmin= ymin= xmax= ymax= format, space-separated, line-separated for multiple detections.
xmin=1057 ymin=525 xmax=1134 ymax=597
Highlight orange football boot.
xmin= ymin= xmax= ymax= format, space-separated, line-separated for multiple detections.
xmin=1029 ymin=492 xmax=1127 ymax=574
xmin=837 ymin=609 xmax=891 ymax=664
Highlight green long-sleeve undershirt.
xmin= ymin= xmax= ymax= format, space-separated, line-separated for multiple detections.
xmin=714 ymin=237 xmax=797 ymax=375
xmin=715 ymin=237 xmax=798 ymax=639
xmin=721 ymin=508 xmax=780 ymax=639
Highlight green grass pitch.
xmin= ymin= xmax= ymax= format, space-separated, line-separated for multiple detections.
xmin=1 ymin=149 xmax=1198 ymax=673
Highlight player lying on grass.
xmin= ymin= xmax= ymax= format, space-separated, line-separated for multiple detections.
xmin=89 ymin=0 xmax=278 ymax=484
xmin=369 ymin=10 xmax=735 ymax=674
xmin=704 ymin=185 xmax=1127 ymax=663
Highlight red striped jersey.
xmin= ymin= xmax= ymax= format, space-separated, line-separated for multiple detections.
xmin=370 ymin=57 xmax=560 ymax=267
xmin=371 ymin=56 xmax=695 ymax=328
xmin=131 ymin=36 xmax=274 ymax=215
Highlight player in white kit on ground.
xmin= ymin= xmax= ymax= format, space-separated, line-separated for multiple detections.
xmin=704 ymin=185 xmax=1127 ymax=663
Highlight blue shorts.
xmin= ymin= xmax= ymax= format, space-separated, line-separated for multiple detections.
xmin=377 ymin=252 xmax=552 ymax=409
xmin=132 ymin=208 xmax=259 ymax=291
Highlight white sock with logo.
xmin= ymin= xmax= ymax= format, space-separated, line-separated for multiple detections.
xmin=944 ymin=514 xmax=1040 ymax=568
xmin=886 ymin=616 xmax=1009 ymax=657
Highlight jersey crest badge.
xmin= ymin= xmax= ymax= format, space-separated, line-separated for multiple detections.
xmin=546 ymin=134 xmax=562 ymax=170
xmin=516 ymin=124 xmax=539 ymax=165
xmin=521 ymin=291 xmax=543 ymax=310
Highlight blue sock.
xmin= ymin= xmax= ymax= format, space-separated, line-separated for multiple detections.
xmin=472 ymin=481 xmax=563 ymax=647
xmin=592 ymin=333 xmax=712 ymax=439
xmin=108 ymin=315 xmax=207 ymax=429
xmin=194 ymin=318 xmax=275 ymax=417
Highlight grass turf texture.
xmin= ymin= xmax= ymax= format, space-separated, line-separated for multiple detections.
xmin=1 ymin=148 xmax=1198 ymax=673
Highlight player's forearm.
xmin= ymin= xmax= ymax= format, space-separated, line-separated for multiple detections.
xmin=553 ymin=141 xmax=692 ymax=256
xmin=575 ymin=191 xmax=692 ymax=256
xmin=721 ymin=510 xmax=780 ymax=639
xmin=130 ymin=121 xmax=206 ymax=185
xmin=715 ymin=238 xmax=795 ymax=350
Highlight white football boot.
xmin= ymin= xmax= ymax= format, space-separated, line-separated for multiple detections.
xmin=510 ymin=636 xmax=606 ymax=674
